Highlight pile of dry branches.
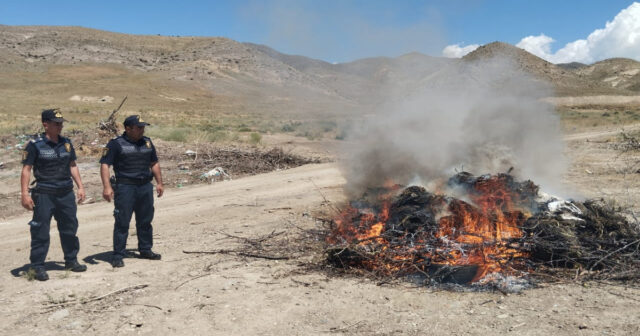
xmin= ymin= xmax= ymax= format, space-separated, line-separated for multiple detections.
xmin=523 ymin=199 xmax=640 ymax=281
xmin=164 ymin=144 xmax=321 ymax=179
xmin=614 ymin=131 xmax=640 ymax=153
xmin=323 ymin=175 xmax=640 ymax=287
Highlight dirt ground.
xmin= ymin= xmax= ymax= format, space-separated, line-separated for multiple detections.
xmin=0 ymin=125 xmax=639 ymax=335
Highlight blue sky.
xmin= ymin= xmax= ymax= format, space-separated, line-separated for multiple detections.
xmin=1 ymin=1 xmax=638 ymax=63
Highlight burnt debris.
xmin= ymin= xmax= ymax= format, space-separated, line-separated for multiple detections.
xmin=325 ymin=172 xmax=640 ymax=288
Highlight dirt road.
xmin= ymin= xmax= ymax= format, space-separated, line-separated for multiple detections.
xmin=0 ymin=162 xmax=639 ymax=335
xmin=563 ymin=122 xmax=640 ymax=141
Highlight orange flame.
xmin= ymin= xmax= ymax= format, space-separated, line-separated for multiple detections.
xmin=329 ymin=175 xmax=533 ymax=283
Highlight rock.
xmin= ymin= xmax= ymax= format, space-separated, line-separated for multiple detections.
xmin=48 ymin=308 xmax=69 ymax=321
xmin=66 ymin=320 xmax=82 ymax=330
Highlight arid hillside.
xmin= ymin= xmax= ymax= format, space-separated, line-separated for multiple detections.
xmin=1 ymin=25 xmax=639 ymax=132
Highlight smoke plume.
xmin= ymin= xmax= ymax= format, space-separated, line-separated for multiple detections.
xmin=340 ymin=55 xmax=568 ymax=197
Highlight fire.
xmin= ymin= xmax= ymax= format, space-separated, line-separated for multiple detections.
xmin=327 ymin=173 xmax=537 ymax=283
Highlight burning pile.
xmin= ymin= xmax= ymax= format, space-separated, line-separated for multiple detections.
xmin=326 ymin=172 xmax=640 ymax=288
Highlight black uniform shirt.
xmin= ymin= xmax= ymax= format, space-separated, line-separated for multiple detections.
xmin=100 ymin=133 xmax=158 ymax=181
xmin=22 ymin=133 xmax=76 ymax=190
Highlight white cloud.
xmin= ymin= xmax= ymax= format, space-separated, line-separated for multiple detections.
xmin=516 ymin=2 xmax=640 ymax=64
xmin=442 ymin=43 xmax=480 ymax=58
xmin=516 ymin=34 xmax=554 ymax=56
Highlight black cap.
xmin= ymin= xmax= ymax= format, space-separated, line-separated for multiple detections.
xmin=41 ymin=109 xmax=67 ymax=122
xmin=123 ymin=115 xmax=151 ymax=127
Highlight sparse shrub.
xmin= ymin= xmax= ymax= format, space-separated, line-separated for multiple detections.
xmin=318 ymin=120 xmax=337 ymax=133
xmin=298 ymin=130 xmax=322 ymax=140
xmin=23 ymin=268 xmax=36 ymax=281
xmin=165 ymin=128 xmax=187 ymax=142
xmin=148 ymin=127 xmax=188 ymax=142
xmin=249 ymin=132 xmax=262 ymax=144
xmin=200 ymin=123 xmax=225 ymax=132
xmin=281 ymin=124 xmax=295 ymax=132
xmin=207 ymin=130 xmax=229 ymax=142
xmin=335 ymin=121 xmax=352 ymax=140
xmin=238 ymin=127 xmax=252 ymax=132
xmin=281 ymin=121 xmax=302 ymax=133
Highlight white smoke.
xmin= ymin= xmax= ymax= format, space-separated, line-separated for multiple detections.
xmin=340 ymin=55 xmax=568 ymax=197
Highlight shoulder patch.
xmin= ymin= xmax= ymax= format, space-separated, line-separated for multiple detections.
xmin=64 ymin=142 xmax=71 ymax=152
xmin=145 ymin=140 xmax=151 ymax=148
xmin=22 ymin=150 xmax=28 ymax=161
xmin=101 ymin=147 xmax=109 ymax=157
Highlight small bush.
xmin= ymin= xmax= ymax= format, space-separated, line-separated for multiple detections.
xmin=165 ymin=128 xmax=188 ymax=142
xmin=281 ymin=124 xmax=296 ymax=132
xmin=281 ymin=121 xmax=301 ymax=132
xmin=23 ymin=268 xmax=36 ymax=281
xmin=207 ymin=130 xmax=229 ymax=142
xmin=249 ymin=132 xmax=262 ymax=144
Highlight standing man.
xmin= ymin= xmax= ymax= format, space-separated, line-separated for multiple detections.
xmin=20 ymin=109 xmax=87 ymax=281
xmin=100 ymin=115 xmax=164 ymax=268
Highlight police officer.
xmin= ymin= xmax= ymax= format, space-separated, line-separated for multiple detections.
xmin=20 ymin=109 xmax=88 ymax=281
xmin=99 ymin=115 xmax=164 ymax=268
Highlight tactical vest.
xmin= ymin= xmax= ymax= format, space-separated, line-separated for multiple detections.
xmin=113 ymin=136 xmax=154 ymax=180
xmin=31 ymin=137 xmax=74 ymax=189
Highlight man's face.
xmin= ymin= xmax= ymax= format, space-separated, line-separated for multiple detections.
xmin=126 ymin=125 xmax=145 ymax=140
xmin=43 ymin=121 xmax=63 ymax=135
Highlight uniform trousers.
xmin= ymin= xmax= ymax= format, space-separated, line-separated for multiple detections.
xmin=29 ymin=190 xmax=79 ymax=266
xmin=112 ymin=182 xmax=154 ymax=259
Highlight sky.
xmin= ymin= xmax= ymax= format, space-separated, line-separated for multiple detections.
xmin=1 ymin=0 xmax=638 ymax=64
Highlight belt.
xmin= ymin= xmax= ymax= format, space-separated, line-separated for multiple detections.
xmin=115 ymin=177 xmax=152 ymax=185
xmin=31 ymin=186 xmax=73 ymax=195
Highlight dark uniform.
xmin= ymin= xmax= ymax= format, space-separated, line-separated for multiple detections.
xmin=100 ymin=132 xmax=159 ymax=261
xmin=22 ymin=134 xmax=81 ymax=268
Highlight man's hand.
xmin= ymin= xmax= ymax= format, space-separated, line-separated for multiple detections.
xmin=77 ymin=187 xmax=86 ymax=204
xmin=21 ymin=194 xmax=34 ymax=211
xmin=156 ymin=183 xmax=164 ymax=198
xmin=103 ymin=186 xmax=114 ymax=202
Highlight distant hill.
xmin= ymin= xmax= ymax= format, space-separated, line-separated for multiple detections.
xmin=574 ymin=58 xmax=640 ymax=92
xmin=0 ymin=25 xmax=637 ymax=129
xmin=463 ymin=42 xmax=621 ymax=96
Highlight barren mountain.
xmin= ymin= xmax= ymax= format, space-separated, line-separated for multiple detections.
xmin=463 ymin=42 xmax=623 ymax=96
xmin=575 ymin=58 xmax=640 ymax=92
xmin=0 ymin=25 xmax=638 ymax=128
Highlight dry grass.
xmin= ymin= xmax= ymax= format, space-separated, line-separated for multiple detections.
xmin=558 ymin=105 xmax=640 ymax=131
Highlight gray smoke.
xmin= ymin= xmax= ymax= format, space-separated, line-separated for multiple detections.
xmin=340 ymin=55 xmax=568 ymax=197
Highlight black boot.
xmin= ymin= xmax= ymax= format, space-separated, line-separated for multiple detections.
xmin=65 ymin=260 xmax=87 ymax=272
xmin=138 ymin=250 xmax=161 ymax=260
xmin=111 ymin=258 xmax=125 ymax=268
xmin=30 ymin=266 xmax=49 ymax=281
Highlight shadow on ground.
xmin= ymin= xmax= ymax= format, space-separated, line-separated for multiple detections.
xmin=10 ymin=261 xmax=66 ymax=278
xmin=83 ymin=248 xmax=139 ymax=265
